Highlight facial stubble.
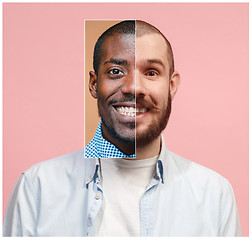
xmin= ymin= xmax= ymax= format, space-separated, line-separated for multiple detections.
xmin=98 ymin=92 xmax=172 ymax=148
xmin=136 ymin=93 xmax=171 ymax=147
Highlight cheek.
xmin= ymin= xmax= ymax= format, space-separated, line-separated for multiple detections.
xmin=97 ymin=82 xmax=112 ymax=100
xmin=97 ymin=79 xmax=121 ymax=100
xmin=148 ymin=83 xmax=170 ymax=106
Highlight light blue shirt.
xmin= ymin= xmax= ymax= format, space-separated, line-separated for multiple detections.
xmin=3 ymin=137 xmax=241 ymax=236
xmin=85 ymin=120 xmax=136 ymax=158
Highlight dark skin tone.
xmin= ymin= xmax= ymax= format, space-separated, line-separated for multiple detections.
xmin=89 ymin=34 xmax=136 ymax=155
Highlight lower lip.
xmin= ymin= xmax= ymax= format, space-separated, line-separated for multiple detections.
xmin=136 ymin=111 xmax=148 ymax=120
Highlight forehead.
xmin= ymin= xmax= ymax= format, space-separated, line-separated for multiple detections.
xmin=101 ymin=34 xmax=135 ymax=61
xmin=136 ymin=33 xmax=169 ymax=65
xmin=100 ymin=33 xmax=169 ymax=69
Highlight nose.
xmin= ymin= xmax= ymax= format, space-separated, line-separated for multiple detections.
xmin=120 ymin=70 xmax=135 ymax=96
xmin=120 ymin=70 xmax=147 ymax=97
xmin=135 ymin=70 xmax=147 ymax=98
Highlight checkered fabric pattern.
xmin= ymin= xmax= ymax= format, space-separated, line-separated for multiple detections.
xmin=84 ymin=120 xmax=136 ymax=158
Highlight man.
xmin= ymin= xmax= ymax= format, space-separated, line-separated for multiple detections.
xmin=3 ymin=20 xmax=241 ymax=236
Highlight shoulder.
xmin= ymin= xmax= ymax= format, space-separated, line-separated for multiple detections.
xmin=23 ymin=149 xmax=85 ymax=184
xmin=165 ymin=150 xmax=232 ymax=194
xmin=160 ymin=148 xmax=241 ymax=236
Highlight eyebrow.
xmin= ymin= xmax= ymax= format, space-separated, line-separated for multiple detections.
xmin=104 ymin=58 xmax=128 ymax=66
xmin=145 ymin=59 xmax=165 ymax=69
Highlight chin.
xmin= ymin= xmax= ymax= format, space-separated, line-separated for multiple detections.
xmin=107 ymin=125 xmax=135 ymax=145
xmin=116 ymin=133 xmax=135 ymax=144
xmin=136 ymin=128 xmax=162 ymax=148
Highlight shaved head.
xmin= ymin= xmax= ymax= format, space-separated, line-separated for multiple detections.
xmin=93 ymin=20 xmax=174 ymax=77
xmin=136 ymin=20 xmax=174 ymax=76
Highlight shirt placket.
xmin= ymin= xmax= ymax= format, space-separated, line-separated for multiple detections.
xmin=85 ymin=163 xmax=103 ymax=236
xmin=140 ymin=176 xmax=160 ymax=236
xmin=139 ymin=160 xmax=164 ymax=236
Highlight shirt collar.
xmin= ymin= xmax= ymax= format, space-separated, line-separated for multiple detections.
xmin=156 ymin=134 xmax=169 ymax=184
xmin=92 ymin=120 xmax=136 ymax=158
xmin=86 ymin=133 xmax=169 ymax=187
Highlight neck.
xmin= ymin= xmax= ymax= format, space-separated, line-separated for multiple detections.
xmin=101 ymin=122 xmax=161 ymax=158
xmin=135 ymin=136 xmax=161 ymax=160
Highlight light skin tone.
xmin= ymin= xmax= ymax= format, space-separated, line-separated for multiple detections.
xmin=90 ymin=33 xmax=180 ymax=160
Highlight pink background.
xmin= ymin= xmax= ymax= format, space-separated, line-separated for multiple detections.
xmin=3 ymin=3 xmax=248 ymax=236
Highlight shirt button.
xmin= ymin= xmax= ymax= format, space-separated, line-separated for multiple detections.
xmin=95 ymin=194 xmax=100 ymax=200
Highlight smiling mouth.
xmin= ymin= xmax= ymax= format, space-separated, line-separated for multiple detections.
xmin=114 ymin=106 xmax=149 ymax=117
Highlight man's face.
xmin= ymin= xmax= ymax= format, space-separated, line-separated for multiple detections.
xmin=90 ymin=32 xmax=178 ymax=149
xmin=135 ymin=33 xmax=172 ymax=146
xmin=94 ymin=33 xmax=136 ymax=144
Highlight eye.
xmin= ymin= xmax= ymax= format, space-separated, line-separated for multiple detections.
xmin=146 ymin=71 xmax=157 ymax=76
xmin=107 ymin=68 xmax=124 ymax=76
xmin=145 ymin=70 xmax=159 ymax=77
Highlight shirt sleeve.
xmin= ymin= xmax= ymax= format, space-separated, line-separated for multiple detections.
xmin=3 ymin=173 xmax=39 ymax=236
xmin=219 ymin=180 xmax=242 ymax=236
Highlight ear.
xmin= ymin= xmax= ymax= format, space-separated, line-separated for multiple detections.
xmin=89 ymin=71 xmax=98 ymax=99
xmin=169 ymin=71 xmax=181 ymax=100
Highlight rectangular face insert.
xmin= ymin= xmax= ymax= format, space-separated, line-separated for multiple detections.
xmin=84 ymin=20 xmax=136 ymax=158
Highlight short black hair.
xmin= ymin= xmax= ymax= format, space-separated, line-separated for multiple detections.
xmin=93 ymin=20 xmax=135 ymax=75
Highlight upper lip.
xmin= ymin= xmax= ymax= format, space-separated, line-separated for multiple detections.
xmin=136 ymin=103 xmax=148 ymax=109
xmin=112 ymin=103 xmax=150 ymax=113
xmin=112 ymin=102 xmax=136 ymax=108
xmin=111 ymin=100 xmax=152 ymax=111
xmin=113 ymin=103 xmax=150 ymax=110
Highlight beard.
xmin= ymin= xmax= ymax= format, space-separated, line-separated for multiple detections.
xmin=101 ymin=116 xmax=136 ymax=144
xmin=98 ymin=93 xmax=171 ymax=148
xmin=98 ymin=95 xmax=136 ymax=144
xmin=136 ymin=93 xmax=171 ymax=147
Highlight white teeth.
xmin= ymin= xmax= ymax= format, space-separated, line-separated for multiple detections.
xmin=136 ymin=108 xmax=147 ymax=113
xmin=116 ymin=107 xmax=147 ymax=117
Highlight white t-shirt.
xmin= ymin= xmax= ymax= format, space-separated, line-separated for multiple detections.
xmin=96 ymin=156 xmax=158 ymax=236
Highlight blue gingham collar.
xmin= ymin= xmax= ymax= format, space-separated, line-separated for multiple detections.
xmin=85 ymin=120 xmax=136 ymax=158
